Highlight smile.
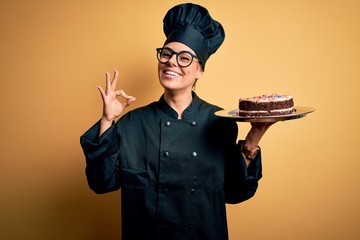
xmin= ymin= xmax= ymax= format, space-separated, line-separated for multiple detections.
xmin=164 ymin=70 xmax=181 ymax=77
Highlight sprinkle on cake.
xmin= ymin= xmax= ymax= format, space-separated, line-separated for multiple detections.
xmin=238 ymin=94 xmax=295 ymax=117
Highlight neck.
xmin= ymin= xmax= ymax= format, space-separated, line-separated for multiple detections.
xmin=164 ymin=90 xmax=193 ymax=119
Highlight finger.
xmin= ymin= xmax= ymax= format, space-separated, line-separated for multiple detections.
xmin=266 ymin=121 xmax=276 ymax=128
xmin=97 ymin=85 xmax=106 ymax=101
xmin=105 ymin=71 xmax=111 ymax=95
xmin=114 ymin=90 xmax=123 ymax=98
xmin=111 ymin=69 xmax=119 ymax=90
xmin=260 ymin=122 xmax=276 ymax=132
xmin=119 ymin=90 xmax=136 ymax=100
xmin=268 ymin=122 xmax=276 ymax=129
xmin=123 ymin=97 xmax=137 ymax=108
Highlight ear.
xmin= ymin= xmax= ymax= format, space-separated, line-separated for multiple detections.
xmin=195 ymin=65 xmax=204 ymax=80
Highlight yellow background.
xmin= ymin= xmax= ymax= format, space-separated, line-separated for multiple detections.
xmin=1 ymin=0 xmax=359 ymax=239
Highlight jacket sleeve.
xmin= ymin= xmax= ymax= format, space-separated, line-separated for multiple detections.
xmin=222 ymin=120 xmax=263 ymax=204
xmin=80 ymin=120 xmax=121 ymax=194
xmin=225 ymin=146 xmax=262 ymax=204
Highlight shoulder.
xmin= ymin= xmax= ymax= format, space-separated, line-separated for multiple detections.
xmin=117 ymin=101 xmax=159 ymax=125
xmin=195 ymin=95 xmax=237 ymax=132
xmin=195 ymin=94 xmax=222 ymax=113
xmin=113 ymin=102 xmax=161 ymax=136
xmin=196 ymin=96 xmax=225 ymax=125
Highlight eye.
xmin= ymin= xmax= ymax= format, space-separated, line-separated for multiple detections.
xmin=180 ymin=57 xmax=190 ymax=62
xmin=161 ymin=49 xmax=173 ymax=59
xmin=179 ymin=53 xmax=192 ymax=62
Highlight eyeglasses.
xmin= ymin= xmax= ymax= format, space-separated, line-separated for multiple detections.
xmin=156 ymin=47 xmax=200 ymax=68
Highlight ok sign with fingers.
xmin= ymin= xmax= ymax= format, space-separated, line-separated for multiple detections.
xmin=97 ymin=69 xmax=136 ymax=136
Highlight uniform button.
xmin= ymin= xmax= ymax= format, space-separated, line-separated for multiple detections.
xmin=192 ymin=152 xmax=197 ymax=157
xmin=185 ymin=224 xmax=194 ymax=231
xmin=190 ymin=188 xmax=196 ymax=194
xmin=162 ymin=188 xmax=168 ymax=194
xmin=191 ymin=120 xmax=197 ymax=126
xmin=163 ymin=151 xmax=170 ymax=157
xmin=165 ymin=121 xmax=171 ymax=126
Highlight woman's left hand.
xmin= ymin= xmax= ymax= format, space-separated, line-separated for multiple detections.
xmin=244 ymin=122 xmax=276 ymax=148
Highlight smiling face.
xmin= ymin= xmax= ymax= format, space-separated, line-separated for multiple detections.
xmin=158 ymin=42 xmax=203 ymax=93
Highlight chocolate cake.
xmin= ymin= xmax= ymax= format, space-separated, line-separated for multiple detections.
xmin=238 ymin=94 xmax=294 ymax=117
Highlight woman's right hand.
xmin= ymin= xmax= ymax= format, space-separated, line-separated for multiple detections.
xmin=97 ymin=69 xmax=136 ymax=135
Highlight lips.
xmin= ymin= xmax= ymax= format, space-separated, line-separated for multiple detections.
xmin=164 ymin=70 xmax=181 ymax=77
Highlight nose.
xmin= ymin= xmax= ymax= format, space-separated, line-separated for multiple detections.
xmin=167 ymin=54 xmax=178 ymax=66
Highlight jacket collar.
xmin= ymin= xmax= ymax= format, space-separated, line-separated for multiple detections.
xmin=158 ymin=91 xmax=202 ymax=120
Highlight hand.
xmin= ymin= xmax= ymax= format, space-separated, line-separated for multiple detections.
xmin=244 ymin=121 xmax=276 ymax=148
xmin=97 ymin=69 xmax=136 ymax=123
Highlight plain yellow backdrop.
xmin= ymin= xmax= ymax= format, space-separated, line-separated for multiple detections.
xmin=1 ymin=0 xmax=359 ymax=239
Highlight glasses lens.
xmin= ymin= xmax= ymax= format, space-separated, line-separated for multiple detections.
xmin=156 ymin=48 xmax=196 ymax=67
xmin=157 ymin=48 xmax=172 ymax=63
xmin=177 ymin=52 xmax=193 ymax=67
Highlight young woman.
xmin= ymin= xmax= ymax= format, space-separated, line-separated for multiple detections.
xmin=81 ymin=3 xmax=274 ymax=240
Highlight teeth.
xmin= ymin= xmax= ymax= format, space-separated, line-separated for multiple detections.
xmin=165 ymin=71 xmax=180 ymax=76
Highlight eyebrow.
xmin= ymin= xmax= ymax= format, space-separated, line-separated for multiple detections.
xmin=164 ymin=47 xmax=196 ymax=55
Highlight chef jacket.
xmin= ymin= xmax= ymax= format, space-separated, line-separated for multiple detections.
xmin=80 ymin=92 xmax=262 ymax=240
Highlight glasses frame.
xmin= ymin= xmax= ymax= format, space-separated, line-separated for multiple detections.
xmin=156 ymin=47 xmax=200 ymax=68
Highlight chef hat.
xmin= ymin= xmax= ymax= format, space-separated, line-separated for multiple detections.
xmin=163 ymin=3 xmax=225 ymax=69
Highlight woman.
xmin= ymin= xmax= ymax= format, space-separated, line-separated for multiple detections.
xmin=80 ymin=3 xmax=273 ymax=240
